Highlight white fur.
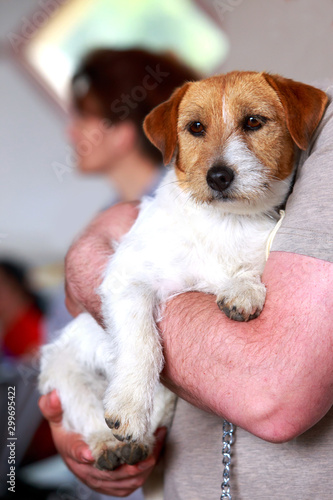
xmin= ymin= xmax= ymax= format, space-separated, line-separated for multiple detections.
xmin=221 ymin=135 xmax=293 ymax=214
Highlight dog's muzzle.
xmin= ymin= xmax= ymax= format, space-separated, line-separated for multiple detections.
xmin=206 ymin=165 xmax=234 ymax=193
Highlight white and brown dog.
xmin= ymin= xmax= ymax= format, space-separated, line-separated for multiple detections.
xmin=39 ymin=72 xmax=327 ymax=476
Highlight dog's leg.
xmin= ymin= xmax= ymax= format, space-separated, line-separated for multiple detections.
xmin=100 ymin=282 xmax=163 ymax=444
xmin=39 ymin=313 xmax=151 ymax=469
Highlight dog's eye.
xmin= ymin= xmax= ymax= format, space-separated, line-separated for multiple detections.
xmin=244 ymin=116 xmax=266 ymax=131
xmin=189 ymin=121 xmax=205 ymax=136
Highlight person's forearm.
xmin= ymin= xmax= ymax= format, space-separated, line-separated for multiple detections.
xmin=160 ymin=252 xmax=333 ymax=443
xmin=65 ymin=202 xmax=139 ymax=323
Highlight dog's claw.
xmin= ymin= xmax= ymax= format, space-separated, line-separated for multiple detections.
xmin=105 ymin=413 xmax=138 ymax=442
xmin=113 ymin=433 xmax=133 ymax=442
xmin=217 ymin=299 xmax=261 ymax=322
xmin=105 ymin=418 xmax=121 ymax=430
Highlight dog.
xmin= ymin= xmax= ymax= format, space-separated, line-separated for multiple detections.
xmin=39 ymin=72 xmax=327 ymax=485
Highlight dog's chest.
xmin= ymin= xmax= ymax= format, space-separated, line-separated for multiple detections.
xmin=113 ymin=184 xmax=275 ymax=299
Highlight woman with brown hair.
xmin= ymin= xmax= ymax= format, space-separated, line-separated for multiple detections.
xmin=68 ymin=48 xmax=199 ymax=201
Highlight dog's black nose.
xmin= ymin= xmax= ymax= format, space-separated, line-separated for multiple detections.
xmin=206 ymin=165 xmax=234 ymax=192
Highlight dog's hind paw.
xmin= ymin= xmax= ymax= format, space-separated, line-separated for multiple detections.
xmin=120 ymin=442 xmax=149 ymax=465
xmin=96 ymin=449 xmax=120 ymax=470
xmin=96 ymin=442 xmax=149 ymax=471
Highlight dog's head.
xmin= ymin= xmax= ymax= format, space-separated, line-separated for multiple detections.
xmin=144 ymin=71 xmax=328 ymax=214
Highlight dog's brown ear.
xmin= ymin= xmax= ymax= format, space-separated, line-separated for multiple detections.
xmin=263 ymin=73 xmax=328 ymax=150
xmin=143 ymin=83 xmax=190 ymax=165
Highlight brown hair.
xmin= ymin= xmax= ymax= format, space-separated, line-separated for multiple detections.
xmin=71 ymin=48 xmax=199 ymax=162
xmin=0 ymin=260 xmax=46 ymax=313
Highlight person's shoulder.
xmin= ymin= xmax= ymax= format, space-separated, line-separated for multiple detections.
xmin=304 ymin=79 xmax=333 ymax=152
xmin=311 ymin=77 xmax=333 ymax=94
xmin=309 ymin=79 xmax=332 ymax=121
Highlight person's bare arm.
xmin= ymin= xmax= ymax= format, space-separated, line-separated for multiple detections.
xmin=65 ymin=201 xmax=139 ymax=322
xmin=160 ymin=251 xmax=333 ymax=443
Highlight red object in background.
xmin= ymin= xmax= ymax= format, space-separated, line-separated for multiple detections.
xmin=2 ymin=305 xmax=44 ymax=358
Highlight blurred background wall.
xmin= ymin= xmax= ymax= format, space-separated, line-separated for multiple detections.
xmin=0 ymin=1 xmax=112 ymax=269
xmin=0 ymin=0 xmax=332 ymax=276
xmin=220 ymin=0 xmax=333 ymax=83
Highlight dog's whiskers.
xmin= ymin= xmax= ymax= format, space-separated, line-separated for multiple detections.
xmin=156 ymin=178 xmax=190 ymax=193
xmin=269 ymin=174 xmax=294 ymax=187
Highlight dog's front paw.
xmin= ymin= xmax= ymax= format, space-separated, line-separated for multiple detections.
xmin=217 ymin=280 xmax=266 ymax=322
xmin=217 ymin=298 xmax=262 ymax=321
xmin=104 ymin=415 xmax=134 ymax=442
xmin=104 ymin=392 xmax=151 ymax=443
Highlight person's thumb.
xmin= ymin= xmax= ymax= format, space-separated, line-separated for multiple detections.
xmin=70 ymin=440 xmax=95 ymax=464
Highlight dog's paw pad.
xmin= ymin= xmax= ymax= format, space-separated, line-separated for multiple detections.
xmin=96 ymin=450 xmax=120 ymax=471
xmin=120 ymin=443 xmax=149 ymax=465
xmin=96 ymin=443 xmax=149 ymax=470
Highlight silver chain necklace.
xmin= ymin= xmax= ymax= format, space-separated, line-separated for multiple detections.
xmin=221 ymin=420 xmax=235 ymax=499
xmin=219 ymin=211 xmax=282 ymax=499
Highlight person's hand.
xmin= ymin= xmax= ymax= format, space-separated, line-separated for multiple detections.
xmin=65 ymin=202 xmax=139 ymax=323
xmin=39 ymin=390 xmax=167 ymax=496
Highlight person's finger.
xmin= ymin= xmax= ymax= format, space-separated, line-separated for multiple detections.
xmin=62 ymin=429 xmax=167 ymax=497
xmin=69 ymin=438 xmax=95 ymax=464
xmin=38 ymin=390 xmax=63 ymax=424
xmin=39 ymin=391 xmax=95 ymax=464
xmin=138 ymin=426 xmax=167 ymax=471
xmin=39 ymin=392 xmax=166 ymax=495
xmin=65 ymin=459 xmax=146 ymax=495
